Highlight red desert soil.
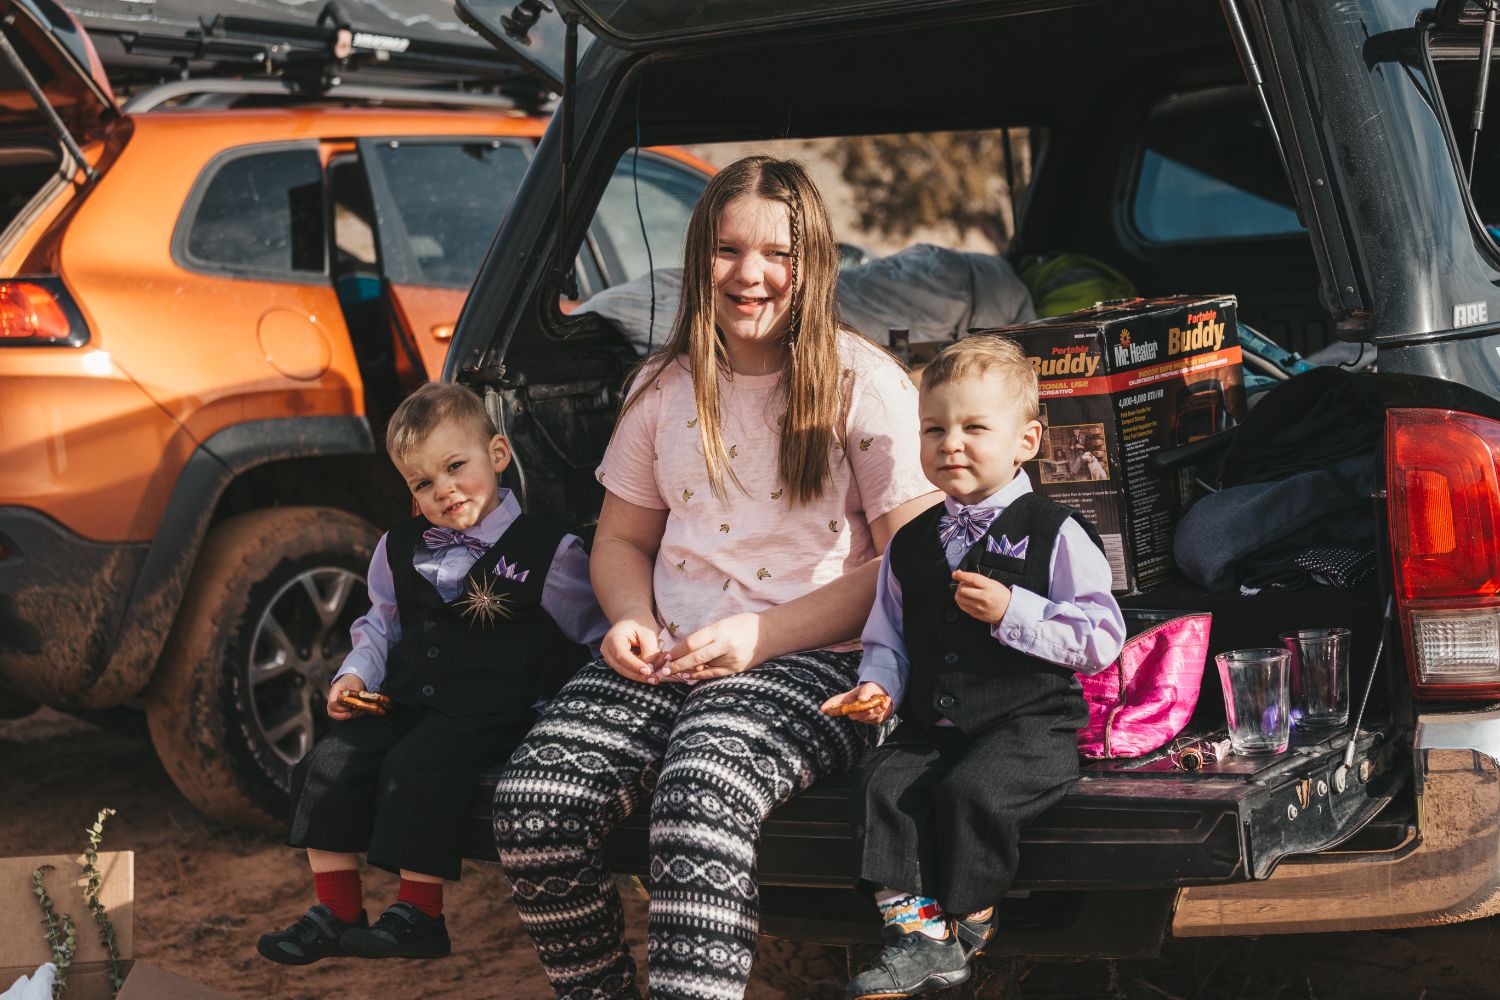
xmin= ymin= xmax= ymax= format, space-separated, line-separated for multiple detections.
xmin=4 ymin=708 xmax=1499 ymax=999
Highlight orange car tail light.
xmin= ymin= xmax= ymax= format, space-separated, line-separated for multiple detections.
xmin=0 ymin=278 xmax=88 ymax=346
xmin=1388 ymin=408 xmax=1500 ymax=698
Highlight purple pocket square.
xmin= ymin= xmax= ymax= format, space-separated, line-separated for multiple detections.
xmin=494 ymin=556 xmax=530 ymax=582
xmin=986 ymin=534 xmax=1029 ymax=558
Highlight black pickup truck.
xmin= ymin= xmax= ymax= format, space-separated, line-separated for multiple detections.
xmin=444 ymin=0 xmax=1500 ymax=980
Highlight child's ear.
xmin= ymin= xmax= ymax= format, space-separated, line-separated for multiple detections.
xmin=489 ymin=433 xmax=512 ymax=474
xmin=1017 ymin=419 xmax=1043 ymax=463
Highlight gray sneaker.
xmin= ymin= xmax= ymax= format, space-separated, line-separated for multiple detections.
xmin=845 ymin=925 xmax=972 ymax=999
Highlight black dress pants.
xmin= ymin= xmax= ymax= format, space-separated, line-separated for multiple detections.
xmin=288 ymin=702 xmax=530 ymax=881
xmin=852 ymin=714 xmax=1080 ymax=915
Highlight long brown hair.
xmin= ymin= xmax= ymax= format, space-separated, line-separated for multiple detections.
xmin=617 ymin=155 xmax=844 ymax=504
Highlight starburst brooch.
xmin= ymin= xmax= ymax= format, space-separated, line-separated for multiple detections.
xmin=459 ymin=574 xmax=514 ymax=628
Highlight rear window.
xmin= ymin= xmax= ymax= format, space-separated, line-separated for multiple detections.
xmin=369 ymin=140 xmax=531 ymax=288
xmin=181 ymin=148 xmax=325 ymax=276
xmin=0 ymin=144 xmax=62 ymax=234
xmin=1129 ymin=89 xmax=1303 ymax=245
xmin=590 ymin=152 xmax=709 ymax=284
xmin=1427 ymin=26 xmax=1500 ymax=258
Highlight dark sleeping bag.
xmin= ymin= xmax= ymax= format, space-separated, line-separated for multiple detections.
xmin=1173 ymin=368 xmax=1384 ymax=593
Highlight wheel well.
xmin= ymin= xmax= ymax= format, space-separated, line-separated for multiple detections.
xmin=211 ymin=454 xmax=408 ymax=531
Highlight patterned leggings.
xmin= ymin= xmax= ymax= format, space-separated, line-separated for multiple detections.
xmin=493 ymin=652 xmax=871 ymax=1000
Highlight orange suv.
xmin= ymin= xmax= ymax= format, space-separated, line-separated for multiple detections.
xmin=0 ymin=0 xmax=709 ymax=827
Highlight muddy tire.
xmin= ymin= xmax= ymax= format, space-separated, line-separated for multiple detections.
xmin=145 ymin=507 xmax=378 ymax=831
xmin=753 ymin=937 xmax=849 ymax=1000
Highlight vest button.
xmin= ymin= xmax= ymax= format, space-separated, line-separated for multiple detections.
xmin=421 ymin=684 xmax=436 ymax=697
xmin=944 ymin=609 xmax=958 ymax=622
xmin=426 ymin=646 xmax=440 ymax=659
xmin=938 ymin=694 xmax=956 ymax=710
xmin=943 ymin=652 xmax=959 ymax=665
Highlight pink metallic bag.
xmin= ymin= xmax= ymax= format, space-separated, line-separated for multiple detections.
xmin=1077 ymin=613 xmax=1212 ymax=759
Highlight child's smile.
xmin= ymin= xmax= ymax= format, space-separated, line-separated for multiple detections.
xmin=393 ymin=422 xmax=511 ymax=531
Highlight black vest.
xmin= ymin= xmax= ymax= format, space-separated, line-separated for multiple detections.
xmin=383 ymin=513 xmax=585 ymax=720
xmin=888 ymin=492 xmax=1102 ymax=735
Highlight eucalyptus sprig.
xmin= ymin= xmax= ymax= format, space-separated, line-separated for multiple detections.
xmin=80 ymin=808 xmax=124 ymax=991
xmin=29 ymin=864 xmax=77 ymax=1000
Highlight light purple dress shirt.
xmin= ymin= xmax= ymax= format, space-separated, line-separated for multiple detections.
xmin=333 ymin=489 xmax=608 ymax=692
xmin=858 ymin=470 xmax=1127 ymax=711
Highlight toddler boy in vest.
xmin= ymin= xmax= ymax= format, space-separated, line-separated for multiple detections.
xmin=823 ymin=336 xmax=1126 ymax=999
xmin=258 ymin=382 xmax=607 ymax=965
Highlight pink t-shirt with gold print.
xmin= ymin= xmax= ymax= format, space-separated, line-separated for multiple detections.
xmin=596 ymin=334 xmax=934 ymax=652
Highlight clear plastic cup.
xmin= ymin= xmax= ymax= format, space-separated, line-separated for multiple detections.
xmin=1215 ymin=648 xmax=1292 ymax=756
xmin=1280 ymin=627 xmax=1352 ymax=729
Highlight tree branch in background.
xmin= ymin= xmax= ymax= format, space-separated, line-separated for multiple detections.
xmin=831 ymin=130 xmax=1031 ymax=254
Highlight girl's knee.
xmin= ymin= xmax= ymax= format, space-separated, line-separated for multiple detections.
xmin=493 ymin=771 xmax=612 ymax=851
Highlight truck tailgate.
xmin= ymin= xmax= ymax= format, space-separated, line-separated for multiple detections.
xmin=466 ymin=726 xmax=1401 ymax=889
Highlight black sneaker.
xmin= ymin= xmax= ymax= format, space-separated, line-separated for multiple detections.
xmin=256 ymin=904 xmax=367 ymax=966
xmin=340 ymin=901 xmax=452 ymax=960
xmin=953 ymin=907 xmax=997 ymax=959
xmin=845 ymin=925 xmax=971 ymax=999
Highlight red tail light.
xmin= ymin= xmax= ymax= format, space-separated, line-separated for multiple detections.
xmin=0 ymin=278 xmax=88 ymax=346
xmin=1388 ymin=408 xmax=1500 ymax=697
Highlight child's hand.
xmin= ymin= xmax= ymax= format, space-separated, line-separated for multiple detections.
xmin=601 ymin=617 xmax=665 ymax=684
xmin=951 ymin=570 xmax=1012 ymax=625
xmin=820 ymin=682 xmax=893 ymax=725
xmin=327 ymin=675 xmax=366 ymax=720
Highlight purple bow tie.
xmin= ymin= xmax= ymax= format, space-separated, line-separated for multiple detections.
xmin=938 ymin=505 xmax=1000 ymax=548
xmin=422 ymin=526 xmax=488 ymax=557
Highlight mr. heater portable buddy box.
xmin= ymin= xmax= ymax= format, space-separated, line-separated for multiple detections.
xmin=976 ymin=295 xmax=1247 ymax=595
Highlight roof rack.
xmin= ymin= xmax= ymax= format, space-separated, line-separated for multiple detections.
xmin=120 ymin=77 xmax=529 ymax=113
xmin=74 ymin=1 xmax=552 ymax=113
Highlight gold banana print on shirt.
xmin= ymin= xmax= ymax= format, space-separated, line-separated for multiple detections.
xmin=756 ymin=568 xmax=771 ymax=580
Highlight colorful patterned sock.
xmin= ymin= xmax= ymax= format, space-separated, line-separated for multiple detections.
xmin=313 ymin=868 xmax=362 ymax=924
xmin=397 ymin=877 xmax=444 ymax=919
xmin=875 ymin=888 xmax=948 ymax=940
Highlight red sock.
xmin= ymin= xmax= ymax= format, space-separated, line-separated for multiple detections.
xmin=397 ymin=878 xmax=444 ymax=919
xmin=313 ymin=868 xmax=363 ymax=924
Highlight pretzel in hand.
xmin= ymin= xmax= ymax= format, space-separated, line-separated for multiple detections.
xmin=819 ymin=683 xmax=893 ymax=724
xmin=824 ymin=694 xmax=890 ymax=718
xmin=337 ymin=690 xmax=392 ymax=717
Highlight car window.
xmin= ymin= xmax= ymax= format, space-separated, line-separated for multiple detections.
xmin=368 ymin=140 xmax=531 ymax=288
xmin=1129 ymin=89 xmax=1303 ymax=245
xmin=183 ymin=148 xmax=325 ymax=275
xmin=591 ymin=152 xmax=708 ymax=285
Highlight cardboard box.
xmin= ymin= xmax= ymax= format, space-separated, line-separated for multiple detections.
xmin=982 ymin=295 xmax=1246 ymax=594
xmin=1 ymin=853 xmax=234 ymax=1000
xmin=0 ymin=852 xmax=133 ymax=1000
xmin=115 ymin=961 xmax=237 ymax=999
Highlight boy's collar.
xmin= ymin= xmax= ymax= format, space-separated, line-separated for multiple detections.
xmin=941 ymin=468 xmax=1031 ymax=515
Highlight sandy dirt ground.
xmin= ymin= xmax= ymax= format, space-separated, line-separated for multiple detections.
xmin=3 ymin=708 xmax=1497 ymax=1000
